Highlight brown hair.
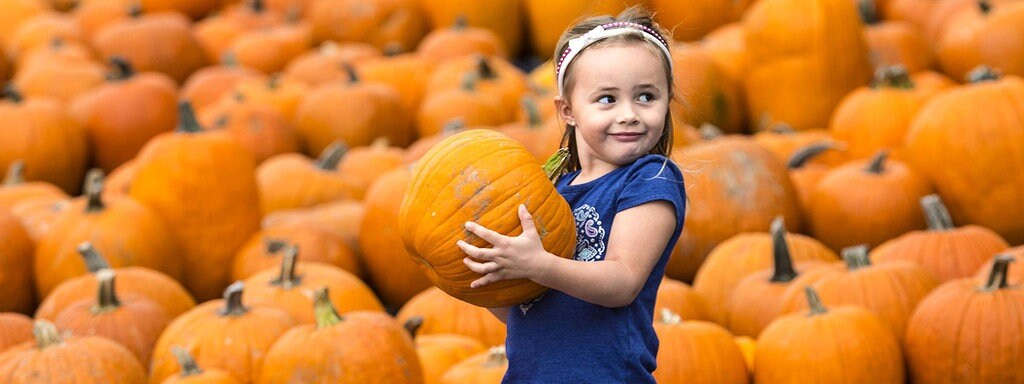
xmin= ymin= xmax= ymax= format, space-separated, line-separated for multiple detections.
xmin=553 ymin=5 xmax=675 ymax=172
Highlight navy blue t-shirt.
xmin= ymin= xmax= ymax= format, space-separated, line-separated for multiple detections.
xmin=502 ymin=154 xmax=687 ymax=383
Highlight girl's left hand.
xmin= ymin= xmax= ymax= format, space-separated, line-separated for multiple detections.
xmin=457 ymin=204 xmax=552 ymax=288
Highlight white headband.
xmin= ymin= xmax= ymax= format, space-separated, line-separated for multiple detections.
xmin=555 ymin=22 xmax=673 ymax=96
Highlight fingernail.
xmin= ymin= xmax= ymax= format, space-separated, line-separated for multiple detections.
xmin=464 ymin=222 xmax=473 ymax=229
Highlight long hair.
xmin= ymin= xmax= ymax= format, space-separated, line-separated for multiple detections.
xmin=552 ymin=5 xmax=676 ymax=173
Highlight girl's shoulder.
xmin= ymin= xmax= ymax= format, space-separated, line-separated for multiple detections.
xmin=624 ymin=154 xmax=684 ymax=184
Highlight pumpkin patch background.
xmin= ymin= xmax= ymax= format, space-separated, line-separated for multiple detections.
xmin=1 ymin=0 xmax=1022 ymax=382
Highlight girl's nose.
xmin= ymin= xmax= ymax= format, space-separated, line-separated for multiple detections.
xmin=616 ymin=105 xmax=640 ymax=125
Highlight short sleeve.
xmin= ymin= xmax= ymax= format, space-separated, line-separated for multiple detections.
xmin=617 ymin=155 xmax=687 ymax=230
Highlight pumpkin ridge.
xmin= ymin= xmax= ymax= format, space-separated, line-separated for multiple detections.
xmin=401 ymin=132 xmax=485 ymax=231
xmin=421 ymin=159 xmax=550 ymax=257
xmin=410 ymin=143 xmax=531 ymax=254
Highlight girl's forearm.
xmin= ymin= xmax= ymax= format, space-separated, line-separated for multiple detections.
xmin=531 ymin=253 xmax=642 ymax=308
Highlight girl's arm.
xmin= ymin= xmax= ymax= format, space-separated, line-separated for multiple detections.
xmin=458 ymin=202 xmax=677 ymax=308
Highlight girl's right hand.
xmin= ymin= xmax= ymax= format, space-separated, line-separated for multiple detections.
xmin=457 ymin=204 xmax=552 ymax=288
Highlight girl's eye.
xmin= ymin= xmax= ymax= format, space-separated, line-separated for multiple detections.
xmin=597 ymin=95 xmax=616 ymax=104
xmin=637 ymin=93 xmax=656 ymax=103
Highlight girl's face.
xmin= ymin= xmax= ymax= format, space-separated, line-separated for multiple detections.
xmin=557 ymin=42 xmax=670 ymax=176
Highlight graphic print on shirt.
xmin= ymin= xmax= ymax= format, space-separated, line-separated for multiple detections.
xmin=573 ymin=204 xmax=606 ymax=262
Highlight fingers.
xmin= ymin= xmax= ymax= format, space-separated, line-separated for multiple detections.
xmin=518 ymin=204 xmax=537 ymax=235
xmin=456 ymin=240 xmax=495 ymax=261
xmin=464 ymin=221 xmax=504 ymax=245
xmin=463 ymin=257 xmax=500 ymax=275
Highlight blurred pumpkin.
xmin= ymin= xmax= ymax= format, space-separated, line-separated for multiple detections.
xmin=0 ymin=320 xmax=147 ymax=383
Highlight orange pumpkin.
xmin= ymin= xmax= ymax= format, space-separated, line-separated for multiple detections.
xmin=91 ymin=11 xmax=208 ymax=84
xmin=860 ymin=1 xmax=935 ymax=73
xmin=0 ymin=161 xmax=68 ymax=212
xmin=53 ymin=269 xmax=171 ymax=365
xmin=160 ymin=346 xmax=241 ymax=384
xmin=256 ymin=142 xmax=361 ymax=214
xmin=242 ymin=245 xmax=383 ymax=324
xmin=872 ymin=194 xmax=1011 ymax=282
xmin=743 ymin=0 xmax=872 ymax=130
xmin=231 ymin=223 xmax=362 ymax=281
xmin=69 ymin=58 xmax=178 ymax=172
xmin=653 ymin=278 xmax=711 ymax=322
xmin=0 ymin=313 xmax=32 ymax=353
xmin=359 ymin=167 xmax=433 ymax=308
xmin=405 ymin=318 xmax=487 ymax=384
xmin=652 ymin=309 xmax=749 ymax=384
xmin=786 ymin=142 xmax=842 ymax=226
xmin=149 ymin=282 xmax=296 ymax=384
xmin=0 ymin=320 xmax=147 ymax=383
xmin=425 ymin=55 xmax=527 ymax=121
xmin=0 ymin=212 xmax=34 ymax=314
xmin=0 ymin=0 xmax=49 ymax=51
xmin=8 ymin=12 xmax=84 ymax=59
xmin=974 ymin=245 xmax=1024 ymax=285
xmin=129 ymin=102 xmax=261 ymax=301
xmin=336 ymin=138 xmax=406 ymax=197
xmin=419 ymin=0 xmax=522 ymax=55
xmin=905 ymin=255 xmax=1024 ymax=383
xmin=399 ymin=129 xmax=576 ymax=307
xmin=649 ymin=0 xmax=750 ymax=42
xmin=903 ymin=68 xmax=1024 ymax=244
xmin=34 ymin=242 xmax=196 ymax=321
xmin=260 ymin=199 xmax=365 ymax=257
xmin=498 ymin=99 xmax=563 ymax=163
xmin=282 ymin=41 xmax=381 ymax=86
xmin=0 ymin=87 xmax=88 ymax=195
xmin=692 ymin=216 xmax=838 ymax=324
xmin=34 ymin=169 xmax=183 ymax=299
xmin=522 ymin=0 xmax=638 ymax=57
xmin=308 ymin=0 xmax=426 ymax=52
xmin=396 ymin=287 xmax=507 ymax=348
xmin=197 ymin=94 xmax=299 ymax=164
xmin=937 ymin=2 xmax=1024 ymax=81
xmin=418 ymin=16 xmax=506 ymax=61
xmin=416 ymin=74 xmax=507 ymax=137
xmin=354 ymin=52 xmax=436 ymax=116
xmin=180 ymin=62 xmax=263 ymax=111
xmin=671 ymin=43 xmax=745 ymax=134
xmin=755 ymin=287 xmax=906 ymax=383
xmin=805 ymin=151 xmax=935 ymax=251
xmin=225 ymin=22 xmax=313 ymax=75
xmin=257 ymin=288 xmax=423 ymax=383
xmin=438 ymin=346 xmax=508 ymax=384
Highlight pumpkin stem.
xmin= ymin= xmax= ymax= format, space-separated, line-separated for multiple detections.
xmin=865 ymin=149 xmax=888 ymax=174
xmin=265 ymin=238 xmax=288 ymax=254
xmin=218 ymin=281 xmax=249 ymax=317
xmin=382 ymin=42 xmax=405 ymax=57
xmin=403 ymin=316 xmax=424 ymax=339
xmin=221 ymin=51 xmax=240 ymax=67
xmin=769 ymin=216 xmax=798 ymax=282
xmin=84 ymin=168 xmax=106 ymax=213
xmin=176 ymin=101 xmax=204 ymax=133
xmin=767 ymin=122 xmax=796 ymax=134
xmin=453 ymin=14 xmax=469 ymax=30
xmin=484 ymin=346 xmax=508 ymax=368
xmin=315 ymin=141 xmax=348 ymax=171
xmin=33 ymin=320 xmax=64 ymax=350
xmin=921 ymin=194 xmax=955 ymax=231
xmin=248 ymin=0 xmax=264 ymax=13
xmin=804 ymin=286 xmax=828 ymax=316
xmin=857 ymin=0 xmax=880 ymax=25
xmin=658 ymin=308 xmax=682 ymax=325
xmin=313 ymin=287 xmax=344 ymax=328
xmin=461 ymin=72 xmax=479 ymax=92
xmin=787 ymin=142 xmax=838 ymax=169
xmin=966 ymin=65 xmax=1001 ymax=83
xmin=92 ymin=269 xmax=121 ymax=314
xmin=2 ymin=83 xmax=23 ymax=103
xmin=48 ymin=37 xmax=66 ymax=49
xmin=171 ymin=346 xmax=204 ymax=377
xmin=106 ymin=56 xmax=135 ymax=81
xmin=343 ymin=63 xmax=359 ymax=84
xmin=698 ymin=123 xmax=724 ymax=140
xmin=982 ymin=254 xmax=1014 ymax=292
xmin=213 ymin=114 xmax=230 ymax=129
xmin=542 ymin=148 xmax=571 ymax=183
xmin=271 ymin=244 xmax=301 ymax=289
xmin=476 ymin=55 xmax=497 ymax=80
xmin=842 ymin=245 xmax=872 ymax=270
xmin=127 ymin=2 xmax=142 ymax=17
xmin=442 ymin=118 xmax=466 ymax=134
xmin=521 ymin=97 xmax=542 ymax=128
xmin=267 ymin=73 xmax=282 ymax=90
xmin=871 ymin=66 xmax=914 ymax=90
xmin=978 ymin=0 xmax=992 ymax=14
xmin=78 ymin=242 xmax=112 ymax=272
xmin=3 ymin=160 xmax=26 ymax=185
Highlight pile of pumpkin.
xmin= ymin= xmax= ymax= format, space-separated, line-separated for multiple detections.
xmin=1 ymin=0 xmax=1022 ymax=382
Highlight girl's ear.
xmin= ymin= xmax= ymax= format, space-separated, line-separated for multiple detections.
xmin=555 ymin=96 xmax=575 ymax=127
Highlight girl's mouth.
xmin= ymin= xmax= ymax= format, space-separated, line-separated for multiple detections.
xmin=610 ymin=132 xmax=644 ymax=142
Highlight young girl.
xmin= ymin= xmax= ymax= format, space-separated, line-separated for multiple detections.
xmin=455 ymin=7 xmax=687 ymax=383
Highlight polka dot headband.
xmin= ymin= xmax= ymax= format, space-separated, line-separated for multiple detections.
xmin=555 ymin=21 xmax=673 ymax=96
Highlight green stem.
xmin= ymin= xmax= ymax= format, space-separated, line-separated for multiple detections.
xmin=978 ymin=0 xmax=992 ymax=14
xmin=804 ymin=286 xmax=828 ymax=316
xmin=78 ymin=242 xmax=111 ymax=272
xmin=461 ymin=72 xmax=479 ymax=92
xmin=84 ymin=168 xmax=105 ymax=213
xmin=218 ymin=281 xmax=249 ymax=317
xmin=92 ymin=269 xmax=121 ymax=314
xmin=983 ymin=254 xmax=1014 ymax=292
xmin=265 ymin=238 xmax=288 ymax=254
xmin=248 ymin=0 xmax=264 ymax=13
xmin=842 ymin=245 xmax=872 ymax=270
xmin=3 ymin=84 xmax=23 ymax=103
xmin=343 ymin=63 xmax=359 ymax=84
xmin=769 ymin=216 xmax=798 ymax=283
xmin=176 ymin=101 xmax=203 ymax=133
xmin=865 ymin=150 xmax=888 ymax=174
xmin=921 ymin=194 xmax=955 ymax=231
xmin=521 ymin=97 xmax=542 ymax=128
xmin=858 ymin=0 xmax=880 ymax=25
xmin=452 ymin=14 xmax=469 ymax=30
xmin=3 ymin=160 xmax=25 ymax=185
xmin=787 ymin=142 xmax=837 ymax=169
xmin=542 ymin=148 xmax=570 ymax=183
xmin=106 ymin=57 xmax=135 ymax=82
xmin=403 ymin=316 xmax=424 ymax=339
xmin=966 ymin=66 xmax=1001 ymax=83
xmin=271 ymin=245 xmax=301 ymax=289
xmin=33 ymin=320 xmax=64 ymax=349
xmin=476 ymin=56 xmax=497 ymax=80
xmin=171 ymin=346 xmax=204 ymax=377
xmin=315 ymin=142 xmax=347 ymax=171
xmin=313 ymin=287 xmax=343 ymax=328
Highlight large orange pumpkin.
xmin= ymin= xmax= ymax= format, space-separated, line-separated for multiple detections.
xmin=743 ymin=0 xmax=872 ymax=130
xmin=91 ymin=11 xmax=208 ymax=84
xmin=231 ymin=223 xmax=362 ymax=281
xmin=652 ymin=309 xmax=749 ymax=384
xmin=0 ymin=313 xmax=32 ymax=354
xmin=0 ymin=87 xmax=88 ymax=195
xmin=256 ymin=142 xmax=361 ymax=214
xmin=905 ymin=255 xmax=1024 ymax=383
xmin=405 ymin=319 xmax=487 ymax=384
xmin=160 ymin=346 xmax=241 ymax=384
xmin=0 ymin=320 xmax=147 ymax=383
xmin=0 ymin=212 xmax=34 ymax=314
xmin=438 ymin=346 xmax=508 ymax=384
xmin=398 ymin=129 xmax=576 ymax=307
xmin=396 ymin=287 xmax=507 ymax=348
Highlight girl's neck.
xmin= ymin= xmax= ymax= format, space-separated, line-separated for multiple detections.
xmin=570 ymin=161 xmax=626 ymax=185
